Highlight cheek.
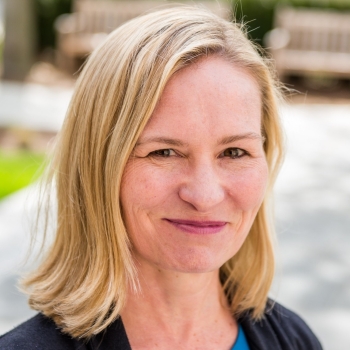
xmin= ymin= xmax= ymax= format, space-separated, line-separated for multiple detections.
xmin=121 ymin=168 xmax=151 ymax=220
xmin=121 ymin=164 xmax=160 ymax=251
xmin=121 ymin=161 xmax=178 ymax=216
xmin=227 ymin=162 xmax=268 ymax=210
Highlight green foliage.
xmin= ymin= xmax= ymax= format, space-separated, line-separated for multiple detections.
xmin=0 ymin=150 xmax=46 ymax=199
xmin=232 ymin=0 xmax=350 ymax=47
xmin=35 ymin=0 xmax=72 ymax=50
xmin=232 ymin=0 xmax=276 ymax=46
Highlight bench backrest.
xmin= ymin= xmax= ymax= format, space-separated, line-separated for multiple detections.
xmin=275 ymin=6 xmax=350 ymax=53
xmin=72 ymin=0 xmax=231 ymax=34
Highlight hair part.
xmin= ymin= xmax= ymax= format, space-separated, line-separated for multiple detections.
xmin=21 ymin=5 xmax=284 ymax=338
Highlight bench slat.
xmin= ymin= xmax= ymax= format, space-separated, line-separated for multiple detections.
xmin=266 ymin=6 xmax=350 ymax=78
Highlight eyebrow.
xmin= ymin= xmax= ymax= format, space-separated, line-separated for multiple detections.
xmin=136 ymin=137 xmax=189 ymax=147
xmin=136 ymin=133 xmax=264 ymax=147
xmin=218 ymin=133 xmax=265 ymax=145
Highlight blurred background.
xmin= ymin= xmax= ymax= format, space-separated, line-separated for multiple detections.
xmin=0 ymin=0 xmax=349 ymax=348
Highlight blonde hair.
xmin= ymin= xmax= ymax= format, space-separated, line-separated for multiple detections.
xmin=22 ymin=6 xmax=284 ymax=338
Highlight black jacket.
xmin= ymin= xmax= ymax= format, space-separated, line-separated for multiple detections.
xmin=0 ymin=301 xmax=322 ymax=349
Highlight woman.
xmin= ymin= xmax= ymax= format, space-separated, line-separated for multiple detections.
xmin=0 ymin=6 xmax=322 ymax=350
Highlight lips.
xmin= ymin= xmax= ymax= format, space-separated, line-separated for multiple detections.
xmin=164 ymin=219 xmax=227 ymax=234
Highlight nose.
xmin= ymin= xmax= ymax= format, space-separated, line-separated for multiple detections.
xmin=178 ymin=161 xmax=225 ymax=212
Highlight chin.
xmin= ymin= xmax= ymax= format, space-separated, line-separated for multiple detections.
xmin=160 ymin=251 xmax=228 ymax=274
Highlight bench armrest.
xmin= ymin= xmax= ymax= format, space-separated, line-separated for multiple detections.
xmin=264 ymin=28 xmax=290 ymax=50
xmin=54 ymin=13 xmax=87 ymax=34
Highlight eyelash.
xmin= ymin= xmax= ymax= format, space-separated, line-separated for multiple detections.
xmin=148 ymin=148 xmax=248 ymax=159
xmin=149 ymin=149 xmax=177 ymax=157
xmin=219 ymin=148 xmax=247 ymax=159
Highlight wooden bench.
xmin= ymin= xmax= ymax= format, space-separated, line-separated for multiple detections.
xmin=55 ymin=0 xmax=231 ymax=72
xmin=264 ymin=6 xmax=350 ymax=80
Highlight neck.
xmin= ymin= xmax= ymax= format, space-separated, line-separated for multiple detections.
xmin=121 ymin=260 xmax=237 ymax=349
xmin=131 ymin=265 xmax=225 ymax=321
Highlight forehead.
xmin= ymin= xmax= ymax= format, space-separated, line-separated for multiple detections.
xmin=141 ymin=56 xmax=262 ymax=142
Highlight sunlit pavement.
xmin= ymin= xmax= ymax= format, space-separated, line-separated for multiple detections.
xmin=0 ymin=86 xmax=349 ymax=349
xmin=273 ymin=104 xmax=350 ymax=350
xmin=0 ymin=82 xmax=72 ymax=131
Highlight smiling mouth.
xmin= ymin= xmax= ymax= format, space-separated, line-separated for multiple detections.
xmin=164 ymin=219 xmax=227 ymax=234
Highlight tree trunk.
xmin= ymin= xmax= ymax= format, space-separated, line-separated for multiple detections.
xmin=2 ymin=0 xmax=37 ymax=81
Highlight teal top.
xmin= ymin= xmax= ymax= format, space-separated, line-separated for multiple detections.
xmin=231 ymin=324 xmax=250 ymax=350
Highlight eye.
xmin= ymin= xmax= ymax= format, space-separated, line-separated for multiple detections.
xmin=220 ymin=148 xmax=246 ymax=159
xmin=149 ymin=149 xmax=177 ymax=157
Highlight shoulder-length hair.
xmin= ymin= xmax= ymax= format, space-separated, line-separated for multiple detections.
xmin=22 ymin=6 xmax=284 ymax=339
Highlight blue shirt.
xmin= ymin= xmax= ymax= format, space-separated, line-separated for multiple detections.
xmin=231 ymin=324 xmax=250 ymax=350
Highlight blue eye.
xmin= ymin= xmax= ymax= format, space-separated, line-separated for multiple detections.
xmin=149 ymin=149 xmax=176 ymax=157
xmin=221 ymin=148 xmax=246 ymax=159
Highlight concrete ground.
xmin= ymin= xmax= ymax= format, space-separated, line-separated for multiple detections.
xmin=0 ymin=82 xmax=349 ymax=349
xmin=272 ymin=104 xmax=350 ymax=350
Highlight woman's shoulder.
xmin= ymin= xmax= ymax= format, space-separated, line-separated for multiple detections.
xmin=0 ymin=313 xmax=130 ymax=350
xmin=239 ymin=300 xmax=323 ymax=350
xmin=0 ymin=314 xmax=81 ymax=350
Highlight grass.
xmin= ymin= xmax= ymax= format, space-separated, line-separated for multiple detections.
xmin=0 ymin=149 xmax=46 ymax=199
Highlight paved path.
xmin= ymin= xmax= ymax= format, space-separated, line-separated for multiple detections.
xmin=273 ymin=104 xmax=350 ymax=350
xmin=0 ymin=84 xmax=349 ymax=349
xmin=0 ymin=82 xmax=72 ymax=131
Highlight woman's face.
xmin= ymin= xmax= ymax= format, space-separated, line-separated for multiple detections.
xmin=121 ymin=56 xmax=268 ymax=273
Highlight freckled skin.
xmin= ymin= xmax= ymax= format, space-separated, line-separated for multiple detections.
xmin=121 ymin=56 xmax=268 ymax=274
